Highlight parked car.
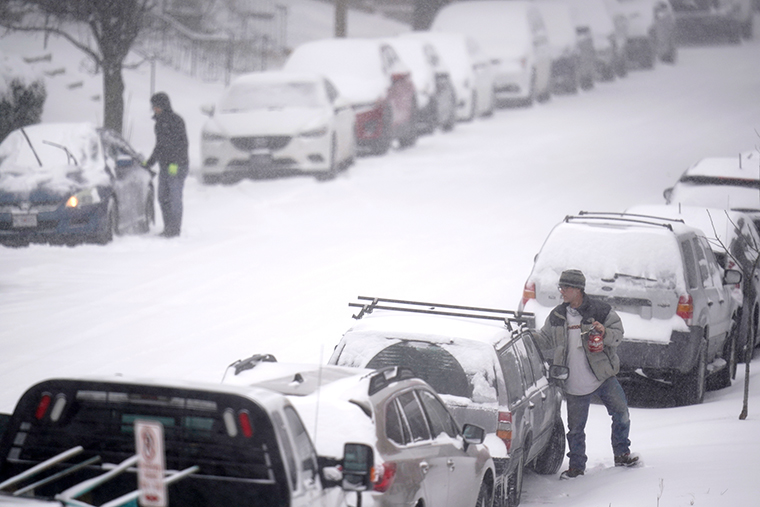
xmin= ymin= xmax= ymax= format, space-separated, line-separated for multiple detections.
xmin=401 ymin=31 xmax=496 ymax=121
xmin=328 ymin=297 xmax=565 ymax=507
xmin=670 ymin=0 xmax=753 ymax=43
xmin=431 ymin=0 xmax=553 ymax=107
xmin=535 ymin=1 xmax=596 ymax=93
xmin=549 ymin=0 xmax=627 ymax=81
xmin=223 ymin=356 xmax=496 ymax=507
xmin=617 ymin=0 xmax=678 ymax=68
xmin=0 ymin=375 xmax=373 ymax=507
xmin=0 ymin=122 xmax=154 ymax=246
xmin=663 ymin=152 xmax=760 ymax=232
xmin=199 ymin=71 xmax=356 ymax=183
xmin=383 ymin=37 xmax=457 ymax=134
xmin=283 ymin=38 xmax=417 ymax=156
xmin=519 ymin=212 xmax=743 ymax=406
xmin=626 ymin=204 xmax=760 ymax=362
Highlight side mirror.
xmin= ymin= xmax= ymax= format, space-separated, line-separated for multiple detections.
xmin=723 ymin=269 xmax=743 ymax=286
xmin=462 ymin=423 xmax=485 ymax=451
xmin=549 ymin=364 xmax=570 ymax=381
xmin=342 ymin=443 xmax=374 ymax=492
xmin=200 ymin=103 xmax=215 ymax=117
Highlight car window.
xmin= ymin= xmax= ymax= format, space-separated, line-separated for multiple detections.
xmin=692 ymin=238 xmax=714 ymax=288
xmin=681 ymin=239 xmax=699 ymax=290
xmin=512 ymin=339 xmax=535 ymax=389
xmin=271 ymin=410 xmax=298 ymax=490
xmin=521 ymin=333 xmax=547 ymax=383
xmin=699 ymin=237 xmax=725 ymax=289
xmin=417 ymin=389 xmax=458 ymax=439
xmin=386 ymin=398 xmax=408 ymax=445
xmin=284 ymin=406 xmax=318 ymax=482
xmin=397 ymin=391 xmax=431 ymax=442
xmin=498 ymin=344 xmax=526 ymax=405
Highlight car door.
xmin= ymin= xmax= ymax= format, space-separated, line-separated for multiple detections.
xmin=417 ymin=388 xmax=480 ymax=507
xmin=497 ymin=343 xmax=531 ymax=471
xmin=692 ymin=237 xmax=732 ymax=353
xmin=277 ymin=407 xmax=326 ymax=507
xmin=103 ymin=133 xmax=151 ymax=232
xmin=518 ymin=333 xmax=555 ymax=454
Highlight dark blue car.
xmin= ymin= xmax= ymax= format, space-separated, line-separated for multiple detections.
xmin=0 ymin=122 xmax=154 ymax=246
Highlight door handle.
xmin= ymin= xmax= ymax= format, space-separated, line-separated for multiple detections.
xmin=448 ymin=458 xmax=455 ymax=471
xmin=420 ymin=461 xmax=430 ymax=474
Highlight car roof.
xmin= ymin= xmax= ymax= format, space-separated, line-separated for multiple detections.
xmin=229 ymin=70 xmax=325 ymax=87
xmin=683 ymin=153 xmax=759 ymax=181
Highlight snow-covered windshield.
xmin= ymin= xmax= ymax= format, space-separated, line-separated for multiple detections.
xmin=219 ymin=81 xmax=323 ymax=112
xmin=0 ymin=123 xmax=102 ymax=173
xmin=285 ymin=40 xmax=384 ymax=80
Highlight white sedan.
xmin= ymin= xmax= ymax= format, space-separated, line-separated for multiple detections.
xmin=200 ymin=71 xmax=356 ymax=183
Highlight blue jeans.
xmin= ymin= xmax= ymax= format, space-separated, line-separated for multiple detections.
xmin=565 ymin=377 xmax=631 ymax=470
xmin=158 ymin=169 xmax=186 ymax=237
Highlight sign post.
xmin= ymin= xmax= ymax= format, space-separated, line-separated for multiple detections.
xmin=135 ymin=420 xmax=167 ymax=507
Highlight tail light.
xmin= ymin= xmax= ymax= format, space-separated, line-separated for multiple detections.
xmin=521 ymin=281 xmax=536 ymax=307
xmin=496 ymin=411 xmax=513 ymax=452
xmin=35 ymin=393 xmax=52 ymax=420
xmin=676 ymin=294 xmax=693 ymax=325
xmin=238 ymin=410 xmax=253 ymax=438
xmin=372 ymin=462 xmax=397 ymax=492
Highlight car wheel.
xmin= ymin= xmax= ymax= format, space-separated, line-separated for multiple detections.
xmin=137 ymin=187 xmax=155 ymax=234
xmin=370 ymin=106 xmax=393 ymax=155
xmin=530 ymin=417 xmax=566 ymax=475
xmin=675 ymin=339 xmax=707 ymax=406
xmin=639 ymin=39 xmax=656 ymax=70
xmin=315 ymin=135 xmax=338 ymax=182
xmin=710 ymin=326 xmax=737 ymax=390
xmin=661 ymin=38 xmax=678 ymax=64
xmin=94 ymin=197 xmax=117 ymax=245
xmin=398 ymin=104 xmax=418 ymax=149
xmin=506 ymin=453 xmax=524 ymax=507
xmin=475 ymin=477 xmax=493 ymax=507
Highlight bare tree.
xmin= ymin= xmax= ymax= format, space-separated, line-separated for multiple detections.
xmin=0 ymin=0 xmax=155 ymax=134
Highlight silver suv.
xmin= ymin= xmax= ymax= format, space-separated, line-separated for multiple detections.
xmin=223 ymin=357 xmax=496 ymax=507
xmin=327 ymin=297 xmax=565 ymax=507
xmin=519 ymin=212 xmax=742 ymax=406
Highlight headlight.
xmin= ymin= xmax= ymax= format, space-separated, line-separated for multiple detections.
xmin=202 ymin=131 xmax=226 ymax=141
xmin=66 ymin=188 xmax=101 ymax=208
xmin=300 ymin=126 xmax=329 ymax=138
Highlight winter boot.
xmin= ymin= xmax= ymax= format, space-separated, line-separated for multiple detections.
xmin=614 ymin=452 xmax=640 ymax=467
xmin=559 ymin=468 xmax=585 ymax=480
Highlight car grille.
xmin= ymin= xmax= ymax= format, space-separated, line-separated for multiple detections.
xmin=231 ymin=136 xmax=290 ymax=152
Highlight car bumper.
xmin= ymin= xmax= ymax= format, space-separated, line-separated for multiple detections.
xmin=201 ymin=134 xmax=334 ymax=178
xmin=491 ymin=63 xmax=532 ymax=101
xmin=617 ymin=327 xmax=703 ymax=379
xmin=0 ymin=204 xmax=107 ymax=244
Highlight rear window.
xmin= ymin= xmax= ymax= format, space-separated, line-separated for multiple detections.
xmin=0 ymin=380 xmax=289 ymax=507
xmin=534 ymin=223 xmax=684 ymax=291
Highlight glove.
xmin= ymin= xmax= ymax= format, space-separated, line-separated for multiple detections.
xmin=168 ymin=163 xmax=179 ymax=176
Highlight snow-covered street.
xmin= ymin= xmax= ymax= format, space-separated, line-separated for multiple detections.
xmin=2 ymin=4 xmax=760 ymax=505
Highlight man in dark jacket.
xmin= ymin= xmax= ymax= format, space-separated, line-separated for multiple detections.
xmin=533 ymin=269 xmax=638 ymax=479
xmin=145 ymin=92 xmax=189 ymax=238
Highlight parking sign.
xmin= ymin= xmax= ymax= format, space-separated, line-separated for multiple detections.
xmin=135 ymin=420 xmax=167 ymax=507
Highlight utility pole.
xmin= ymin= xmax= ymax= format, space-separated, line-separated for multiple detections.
xmin=335 ymin=0 xmax=347 ymax=37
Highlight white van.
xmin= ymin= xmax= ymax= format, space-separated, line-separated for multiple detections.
xmin=431 ymin=0 xmax=552 ymax=106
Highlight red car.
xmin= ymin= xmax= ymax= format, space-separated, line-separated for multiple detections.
xmin=284 ymin=38 xmax=417 ymax=155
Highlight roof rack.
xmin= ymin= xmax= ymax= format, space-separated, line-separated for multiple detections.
xmin=349 ymin=296 xmax=535 ymax=332
xmin=565 ymin=211 xmax=685 ymax=231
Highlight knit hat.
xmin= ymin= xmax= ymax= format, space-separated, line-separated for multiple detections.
xmin=150 ymin=92 xmax=172 ymax=112
xmin=559 ymin=269 xmax=586 ymax=290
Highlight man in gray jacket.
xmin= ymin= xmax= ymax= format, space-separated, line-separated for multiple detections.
xmin=534 ymin=269 xmax=638 ymax=479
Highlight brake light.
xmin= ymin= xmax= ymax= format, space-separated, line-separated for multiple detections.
xmin=35 ymin=393 xmax=52 ymax=420
xmin=372 ymin=462 xmax=397 ymax=492
xmin=521 ymin=281 xmax=536 ymax=307
xmin=496 ymin=411 xmax=513 ymax=452
xmin=677 ymin=295 xmax=693 ymax=325
xmin=238 ymin=410 xmax=253 ymax=438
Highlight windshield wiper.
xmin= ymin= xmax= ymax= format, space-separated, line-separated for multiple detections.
xmin=20 ymin=127 xmax=43 ymax=167
xmin=42 ymin=140 xmax=78 ymax=166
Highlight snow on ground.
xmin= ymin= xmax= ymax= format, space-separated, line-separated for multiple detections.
xmin=2 ymin=3 xmax=760 ymax=506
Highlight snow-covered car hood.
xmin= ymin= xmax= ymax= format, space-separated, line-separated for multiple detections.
xmin=0 ymin=165 xmax=103 ymax=204
xmin=204 ymin=107 xmax=331 ymax=137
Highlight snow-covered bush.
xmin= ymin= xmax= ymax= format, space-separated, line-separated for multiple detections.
xmin=0 ymin=50 xmax=46 ymax=143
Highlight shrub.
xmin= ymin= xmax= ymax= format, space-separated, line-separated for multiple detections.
xmin=0 ymin=51 xmax=46 ymax=143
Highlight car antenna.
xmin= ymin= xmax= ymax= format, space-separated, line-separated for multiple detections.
xmin=20 ymin=128 xmax=43 ymax=167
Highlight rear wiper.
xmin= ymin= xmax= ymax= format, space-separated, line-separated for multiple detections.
xmin=42 ymin=140 xmax=78 ymax=166
xmin=602 ymin=273 xmax=657 ymax=283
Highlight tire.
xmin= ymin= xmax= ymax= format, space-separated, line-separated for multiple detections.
xmin=530 ymin=417 xmax=566 ymax=475
xmin=315 ymin=135 xmax=337 ymax=181
xmin=710 ymin=328 xmax=737 ymax=390
xmin=370 ymin=107 xmax=393 ymax=155
xmin=674 ymin=339 xmax=707 ymax=406
xmin=398 ymin=103 xmax=418 ymax=149
xmin=136 ymin=187 xmax=155 ymax=234
xmin=94 ymin=197 xmax=117 ymax=245
xmin=639 ymin=41 xmax=656 ymax=70
xmin=661 ymin=38 xmax=678 ymax=64
xmin=475 ymin=478 xmax=493 ymax=507
xmin=506 ymin=453 xmax=524 ymax=507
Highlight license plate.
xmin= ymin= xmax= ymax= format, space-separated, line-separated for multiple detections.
xmin=12 ymin=214 xmax=37 ymax=228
